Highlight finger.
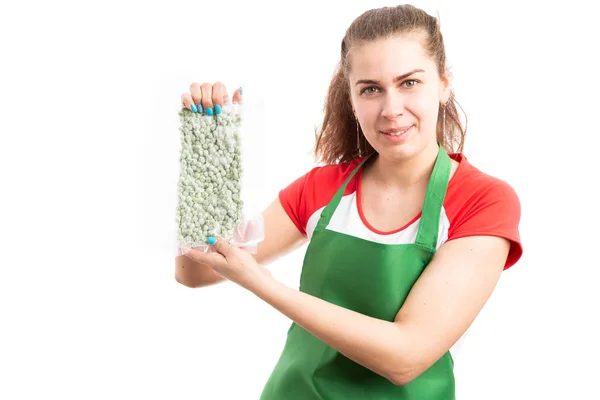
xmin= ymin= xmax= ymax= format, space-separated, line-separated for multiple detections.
xmin=181 ymin=93 xmax=195 ymax=111
xmin=208 ymin=237 xmax=233 ymax=258
xmin=232 ymin=87 xmax=243 ymax=104
xmin=184 ymin=248 xmax=225 ymax=265
xmin=189 ymin=82 xmax=204 ymax=113
xmin=201 ymin=83 xmax=214 ymax=116
xmin=212 ymin=81 xmax=227 ymax=114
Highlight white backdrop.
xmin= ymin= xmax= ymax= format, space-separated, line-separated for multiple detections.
xmin=1 ymin=0 xmax=599 ymax=399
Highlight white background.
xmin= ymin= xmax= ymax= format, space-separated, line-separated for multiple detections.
xmin=1 ymin=0 xmax=599 ymax=399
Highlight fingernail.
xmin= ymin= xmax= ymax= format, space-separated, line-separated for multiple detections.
xmin=207 ymin=236 xmax=217 ymax=245
xmin=191 ymin=104 xmax=198 ymax=113
xmin=215 ymin=104 xmax=221 ymax=115
xmin=239 ymin=87 xmax=243 ymax=95
xmin=206 ymin=107 xmax=214 ymax=116
xmin=196 ymin=104 xmax=203 ymax=113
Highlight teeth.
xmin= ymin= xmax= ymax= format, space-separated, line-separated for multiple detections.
xmin=386 ymin=127 xmax=410 ymax=136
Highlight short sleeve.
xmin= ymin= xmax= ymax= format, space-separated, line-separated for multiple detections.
xmin=447 ymin=180 xmax=523 ymax=270
xmin=278 ymin=172 xmax=310 ymax=237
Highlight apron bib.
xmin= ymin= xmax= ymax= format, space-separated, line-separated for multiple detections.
xmin=261 ymin=145 xmax=454 ymax=399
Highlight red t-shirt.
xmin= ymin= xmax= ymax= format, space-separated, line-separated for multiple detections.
xmin=279 ymin=153 xmax=522 ymax=270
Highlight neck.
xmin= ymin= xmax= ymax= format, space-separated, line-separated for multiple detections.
xmin=367 ymin=144 xmax=440 ymax=191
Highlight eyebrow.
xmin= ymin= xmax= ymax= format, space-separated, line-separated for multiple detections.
xmin=354 ymin=69 xmax=425 ymax=86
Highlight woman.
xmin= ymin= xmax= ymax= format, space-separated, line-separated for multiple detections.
xmin=176 ymin=4 xmax=522 ymax=399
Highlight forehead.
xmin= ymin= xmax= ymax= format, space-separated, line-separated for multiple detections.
xmin=348 ymin=35 xmax=433 ymax=80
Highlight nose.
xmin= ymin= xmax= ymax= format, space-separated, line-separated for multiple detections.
xmin=381 ymin=91 xmax=404 ymax=119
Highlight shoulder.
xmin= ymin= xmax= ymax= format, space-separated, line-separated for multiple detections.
xmin=278 ymin=157 xmax=365 ymax=236
xmin=286 ymin=157 xmax=363 ymax=197
xmin=444 ymin=153 xmax=522 ymax=269
xmin=446 ymin=153 xmax=520 ymax=209
xmin=308 ymin=157 xmax=363 ymax=182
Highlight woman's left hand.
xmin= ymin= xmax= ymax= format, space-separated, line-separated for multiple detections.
xmin=183 ymin=237 xmax=273 ymax=291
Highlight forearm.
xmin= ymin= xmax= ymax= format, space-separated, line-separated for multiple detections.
xmin=175 ymin=245 xmax=288 ymax=288
xmin=249 ymin=276 xmax=416 ymax=384
xmin=175 ymin=255 xmax=225 ymax=287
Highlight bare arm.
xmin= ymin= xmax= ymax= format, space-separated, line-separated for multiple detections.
xmin=175 ymin=196 xmax=308 ymax=288
xmin=250 ymin=235 xmax=510 ymax=385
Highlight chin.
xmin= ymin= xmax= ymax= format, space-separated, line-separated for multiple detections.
xmin=373 ymin=131 xmax=422 ymax=160
xmin=385 ymin=147 xmax=420 ymax=162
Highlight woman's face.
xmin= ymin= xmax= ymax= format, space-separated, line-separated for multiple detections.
xmin=348 ymin=34 xmax=449 ymax=161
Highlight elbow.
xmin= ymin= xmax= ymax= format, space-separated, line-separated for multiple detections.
xmin=174 ymin=271 xmax=202 ymax=288
xmin=388 ymin=370 xmax=419 ymax=386
xmin=384 ymin=355 xmax=426 ymax=386
xmin=175 ymin=273 xmax=194 ymax=288
xmin=174 ymin=271 xmax=218 ymax=289
xmin=174 ymin=256 xmax=212 ymax=288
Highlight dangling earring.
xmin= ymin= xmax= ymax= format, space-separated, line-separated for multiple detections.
xmin=442 ymin=103 xmax=447 ymax=138
xmin=356 ymin=117 xmax=361 ymax=156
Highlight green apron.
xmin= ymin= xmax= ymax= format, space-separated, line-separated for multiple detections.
xmin=260 ymin=145 xmax=455 ymax=399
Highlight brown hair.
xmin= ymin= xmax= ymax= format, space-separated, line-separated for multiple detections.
xmin=313 ymin=5 xmax=466 ymax=164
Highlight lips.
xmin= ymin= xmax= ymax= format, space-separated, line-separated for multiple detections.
xmin=381 ymin=126 xmax=413 ymax=135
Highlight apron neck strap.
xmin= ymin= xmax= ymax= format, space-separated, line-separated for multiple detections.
xmin=316 ymin=144 xmax=452 ymax=252
xmin=414 ymin=144 xmax=451 ymax=251
xmin=316 ymin=155 xmax=371 ymax=231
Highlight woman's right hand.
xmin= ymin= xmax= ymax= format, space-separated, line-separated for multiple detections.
xmin=180 ymin=82 xmax=243 ymax=115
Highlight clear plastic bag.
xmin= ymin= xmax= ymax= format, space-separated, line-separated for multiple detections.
xmin=174 ymin=100 xmax=264 ymax=256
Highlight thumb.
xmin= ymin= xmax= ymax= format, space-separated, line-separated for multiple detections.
xmin=208 ymin=236 xmax=232 ymax=257
xmin=231 ymin=87 xmax=243 ymax=105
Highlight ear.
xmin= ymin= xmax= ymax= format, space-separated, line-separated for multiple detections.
xmin=348 ymin=87 xmax=357 ymax=118
xmin=439 ymin=73 xmax=451 ymax=104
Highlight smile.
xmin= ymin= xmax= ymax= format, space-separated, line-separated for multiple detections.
xmin=380 ymin=126 xmax=413 ymax=141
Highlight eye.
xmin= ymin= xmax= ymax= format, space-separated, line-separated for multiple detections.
xmin=360 ymin=86 xmax=379 ymax=94
xmin=402 ymin=79 xmax=420 ymax=88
